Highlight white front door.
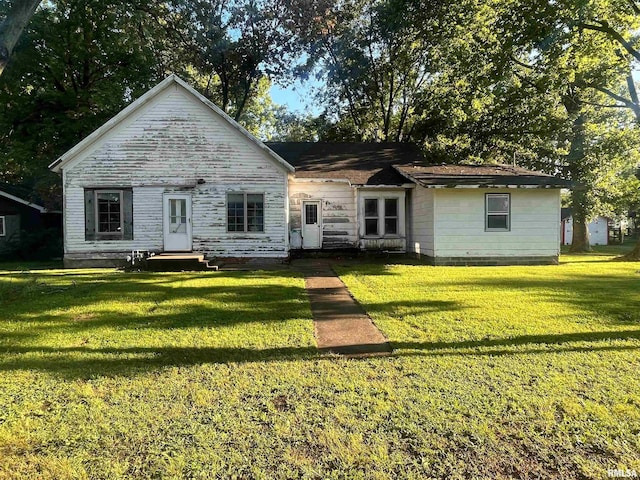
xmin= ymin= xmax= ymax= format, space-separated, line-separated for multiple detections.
xmin=302 ymin=201 xmax=322 ymax=249
xmin=163 ymin=194 xmax=192 ymax=251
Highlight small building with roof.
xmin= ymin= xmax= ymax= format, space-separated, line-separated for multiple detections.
xmin=561 ymin=208 xmax=610 ymax=246
xmin=0 ymin=183 xmax=60 ymax=256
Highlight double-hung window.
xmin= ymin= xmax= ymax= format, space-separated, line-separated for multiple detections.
xmin=227 ymin=193 xmax=264 ymax=232
xmin=0 ymin=216 xmax=5 ymax=237
xmin=384 ymin=198 xmax=398 ymax=235
xmin=364 ymin=198 xmax=379 ymax=236
xmin=364 ymin=197 xmax=400 ymax=237
xmin=486 ymin=193 xmax=510 ymax=231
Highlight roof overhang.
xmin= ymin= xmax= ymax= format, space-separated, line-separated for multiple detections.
xmin=393 ymin=166 xmax=574 ymax=189
xmin=0 ymin=190 xmax=47 ymax=212
xmin=355 ymin=183 xmax=416 ymax=189
xmin=49 ymin=74 xmax=294 ymax=174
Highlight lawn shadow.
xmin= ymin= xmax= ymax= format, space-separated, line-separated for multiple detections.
xmin=391 ymin=328 xmax=640 ymax=357
xmin=0 ymin=270 xmax=316 ymax=360
xmin=0 ymin=344 xmax=322 ymax=379
xmin=2 ymin=328 xmax=639 ymax=379
xmin=417 ymin=272 xmax=640 ymax=326
xmin=0 ymin=261 xmax=65 ymax=271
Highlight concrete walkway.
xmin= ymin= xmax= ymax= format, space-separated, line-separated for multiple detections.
xmin=293 ymin=259 xmax=392 ymax=357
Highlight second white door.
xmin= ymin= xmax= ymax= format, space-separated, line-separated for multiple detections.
xmin=302 ymin=201 xmax=321 ymax=249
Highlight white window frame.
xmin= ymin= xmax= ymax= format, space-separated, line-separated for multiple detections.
xmin=226 ymin=192 xmax=265 ymax=233
xmin=95 ymin=190 xmax=124 ymax=237
xmin=485 ymin=193 xmax=511 ymax=232
xmin=362 ymin=196 xmax=402 ymax=238
xmin=0 ymin=216 xmax=5 ymax=237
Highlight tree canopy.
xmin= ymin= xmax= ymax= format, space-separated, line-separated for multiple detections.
xmin=1 ymin=0 xmax=639 ymax=255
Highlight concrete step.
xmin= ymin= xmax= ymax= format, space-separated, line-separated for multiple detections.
xmin=144 ymin=253 xmax=219 ymax=272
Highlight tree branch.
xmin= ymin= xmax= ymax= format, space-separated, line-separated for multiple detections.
xmin=578 ymin=20 xmax=640 ymax=62
xmin=0 ymin=0 xmax=42 ymax=75
xmin=627 ymin=0 xmax=640 ymax=15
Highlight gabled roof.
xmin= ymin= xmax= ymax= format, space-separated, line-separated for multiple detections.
xmin=267 ymin=142 xmax=421 ymax=185
xmin=394 ymin=164 xmax=574 ymax=188
xmin=0 ymin=184 xmax=47 ymax=212
xmin=49 ymin=74 xmax=294 ymax=173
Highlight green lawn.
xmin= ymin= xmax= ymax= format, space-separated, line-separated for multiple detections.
xmin=1 ymin=252 xmax=639 ymax=479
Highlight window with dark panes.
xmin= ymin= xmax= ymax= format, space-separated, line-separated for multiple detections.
xmin=84 ymin=188 xmax=133 ymax=241
xmin=227 ymin=194 xmax=245 ymax=232
xmin=0 ymin=216 xmax=4 ymax=237
xmin=227 ymin=193 xmax=264 ymax=232
xmin=305 ymin=203 xmax=318 ymax=224
xmin=384 ymin=198 xmax=398 ymax=235
xmin=96 ymin=191 xmax=123 ymax=234
xmin=364 ymin=198 xmax=379 ymax=236
xmin=486 ymin=193 xmax=510 ymax=231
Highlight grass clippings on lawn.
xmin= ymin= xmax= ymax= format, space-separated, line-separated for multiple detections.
xmin=0 ymin=251 xmax=639 ymax=479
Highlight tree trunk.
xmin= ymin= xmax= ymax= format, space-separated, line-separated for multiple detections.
xmin=569 ymin=216 xmax=591 ymax=253
xmin=0 ymin=0 xmax=42 ymax=75
xmin=562 ymin=89 xmax=593 ymax=253
xmin=568 ymin=183 xmax=592 ymax=253
xmin=623 ymin=239 xmax=640 ymax=260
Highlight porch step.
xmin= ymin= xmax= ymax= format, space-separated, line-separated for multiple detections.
xmin=145 ymin=253 xmax=219 ymax=272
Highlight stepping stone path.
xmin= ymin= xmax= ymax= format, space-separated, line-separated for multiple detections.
xmin=293 ymin=259 xmax=392 ymax=357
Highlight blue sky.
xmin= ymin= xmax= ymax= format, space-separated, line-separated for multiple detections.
xmin=269 ymin=77 xmax=323 ymax=115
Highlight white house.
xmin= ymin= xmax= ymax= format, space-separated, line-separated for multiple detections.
xmin=561 ymin=209 xmax=610 ymax=246
xmin=49 ymin=75 xmax=572 ymax=267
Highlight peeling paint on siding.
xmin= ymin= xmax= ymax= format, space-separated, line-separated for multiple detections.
xmin=288 ymin=180 xmax=357 ymax=249
xmin=63 ymin=87 xmax=288 ymax=259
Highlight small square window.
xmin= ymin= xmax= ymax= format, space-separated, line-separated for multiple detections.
xmin=227 ymin=193 xmax=264 ymax=233
xmin=363 ymin=197 xmax=401 ymax=237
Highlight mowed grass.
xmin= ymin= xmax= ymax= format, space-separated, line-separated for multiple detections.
xmin=0 ymin=251 xmax=638 ymax=479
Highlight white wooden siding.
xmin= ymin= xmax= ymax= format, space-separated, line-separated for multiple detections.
xmin=288 ymin=180 xmax=357 ymax=249
xmin=409 ymin=186 xmax=435 ymax=256
xmin=63 ymin=84 xmax=288 ymax=259
xmin=432 ymin=188 xmax=561 ymax=257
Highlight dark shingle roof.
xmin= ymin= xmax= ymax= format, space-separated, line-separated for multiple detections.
xmin=266 ymin=142 xmax=572 ymax=188
xmin=394 ymin=164 xmax=574 ymax=188
xmin=266 ymin=142 xmax=421 ymax=185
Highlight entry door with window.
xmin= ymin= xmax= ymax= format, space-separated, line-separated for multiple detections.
xmin=302 ymin=201 xmax=322 ymax=249
xmin=163 ymin=194 xmax=192 ymax=251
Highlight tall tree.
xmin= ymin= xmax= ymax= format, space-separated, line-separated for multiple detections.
xmin=513 ymin=0 xmax=640 ymax=256
xmin=0 ymin=0 xmax=41 ymax=75
xmin=177 ymin=0 xmax=297 ymax=122
xmin=0 ymin=0 xmax=169 ymax=203
xmin=291 ymin=0 xmax=449 ymax=142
